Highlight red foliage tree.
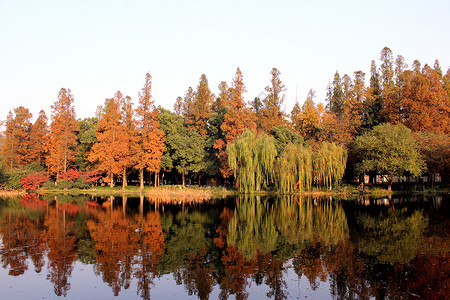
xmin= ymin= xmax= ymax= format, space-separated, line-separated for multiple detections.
xmin=20 ymin=173 xmax=49 ymax=190
xmin=59 ymin=169 xmax=81 ymax=181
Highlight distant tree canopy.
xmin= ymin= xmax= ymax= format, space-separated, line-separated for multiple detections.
xmin=1 ymin=48 xmax=448 ymax=190
xmin=354 ymin=123 xmax=425 ymax=189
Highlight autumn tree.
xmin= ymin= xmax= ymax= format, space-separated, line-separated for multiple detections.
xmin=415 ymin=131 xmax=450 ymax=184
xmin=323 ymin=71 xmax=361 ymax=146
xmin=46 ymin=88 xmax=78 ymax=180
xmin=1 ymin=106 xmax=33 ymax=168
xmin=383 ymin=52 xmax=409 ymax=125
xmin=28 ymin=110 xmax=48 ymax=166
xmin=120 ymin=95 xmax=139 ymax=187
xmin=89 ymin=92 xmax=130 ymax=187
xmin=135 ymin=73 xmax=165 ymax=188
xmin=185 ymin=74 xmax=214 ymax=139
xmin=259 ymin=68 xmax=288 ymax=132
xmin=295 ymin=89 xmax=322 ymax=140
xmin=400 ymin=64 xmax=450 ymax=133
xmin=212 ymin=81 xmax=229 ymax=113
xmin=214 ymin=68 xmax=256 ymax=179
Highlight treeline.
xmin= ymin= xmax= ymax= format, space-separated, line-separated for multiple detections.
xmin=1 ymin=47 xmax=449 ymax=191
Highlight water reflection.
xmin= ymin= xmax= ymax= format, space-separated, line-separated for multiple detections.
xmin=0 ymin=193 xmax=448 ymax=299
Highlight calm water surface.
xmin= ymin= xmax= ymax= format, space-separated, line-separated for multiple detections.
xmin=0 ymin=194 xmax=448 ymax=299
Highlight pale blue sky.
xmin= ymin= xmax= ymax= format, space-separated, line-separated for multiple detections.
xmin=1 ymin=0 xmax=449 ymax=121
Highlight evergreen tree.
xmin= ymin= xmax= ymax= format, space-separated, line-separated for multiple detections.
xmin=361 ymin=61 xmax=383 ymax=131
xmin=75 ymin=117 xmax=97 ymax=170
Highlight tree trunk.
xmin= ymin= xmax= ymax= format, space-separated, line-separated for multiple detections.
xmin=182 ymin=172 xmax=185 ymax=188
xmin=122 ymin=168 xmax=127 ymax=190
xmin=154 ymin=172 xmax=157 ymax=187
xmin=110 ymin=172 xmax=114 ymax=188
xmin=139 ymin=168 xmax=144 ymax=190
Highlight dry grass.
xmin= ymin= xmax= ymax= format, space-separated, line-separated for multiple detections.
xmin=145 ymin=187 xmax=213 ymax=204
xmin=0 ymin=190 xmax=26 ymax=197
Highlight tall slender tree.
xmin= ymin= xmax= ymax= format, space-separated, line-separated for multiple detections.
xmin=89 ymin=92 xmax=130 ymax=187
xmin=121 ymin=95 xmax=139 ymax=188
xmin=1 ymin=107 xmax=33 ymax=168
xmin=327 ymin=71 xmax=345 ymax=117
xmin=47 ymin=89 xmax=78 ymax=180
xmin=362 ymin=61 xmax=383 ymax=131
xmin=135 ymin=73 xmax=165 ymax=188
xmin=296 ymin=89 xmax=321 ymax=140
xmin=214 ymin=67 xmax=256 ymax=179
xmin=185 ymin=74 xmax=214 ymax=139
xmin=259 ymin=68 xmax=288 ymax=132
xmin=28 ymin=110 xmax=48 ymax=166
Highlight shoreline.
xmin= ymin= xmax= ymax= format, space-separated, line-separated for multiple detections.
xmin=1 ymin=185 xmax=447 ymax=199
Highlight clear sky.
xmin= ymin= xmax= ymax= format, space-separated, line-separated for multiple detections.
xmin=1 ymin=0 xmax=449 ymax=121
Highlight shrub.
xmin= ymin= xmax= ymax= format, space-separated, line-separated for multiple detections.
xmin=60 ymin=169 xmax=81 ymax=181
xmin=20 ymin=173 xmax=48 ymax=190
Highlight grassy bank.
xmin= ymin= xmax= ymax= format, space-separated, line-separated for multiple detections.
xmin=1 ymin=184 xmax=447 ymax=200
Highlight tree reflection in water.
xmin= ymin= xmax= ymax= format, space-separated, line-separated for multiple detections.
xmin=0 ymin=193 xmax=448 ymax=299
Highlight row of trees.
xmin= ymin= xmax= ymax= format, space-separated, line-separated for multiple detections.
xmin=1 ymin=47 xmax=449 ymax=191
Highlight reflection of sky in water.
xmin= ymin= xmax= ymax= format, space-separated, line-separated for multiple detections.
xmin=0 ymin=257 xmax=333 ymax=300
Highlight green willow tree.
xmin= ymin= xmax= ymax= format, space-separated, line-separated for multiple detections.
xmin=227 ymin=129 xmax=277 ymax=192
xmin=313 ymin=142 xmax=347 ymax=190
xmin=275 ymin=144 xmax=312 ymax=193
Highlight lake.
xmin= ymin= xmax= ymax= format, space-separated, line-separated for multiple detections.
xmin=0 ymin=193 xmax=448 ymax=299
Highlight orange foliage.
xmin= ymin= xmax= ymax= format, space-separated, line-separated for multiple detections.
xmin=58 ymin=202 xmax=80 ymax=215
xmin=258 ymin=68 xmax=289 ymax=133
xmin=0 ymin=213 xmax=46 ymax=275
xmin=89 ymin=92 xmax=131 ymax=187
xmin=47 ymin=88 xmax=78 ymax=178
xmin=185 ymin=74 xmax=214 ymax=139
xmin=384 ymin=65 xmax=450 ymax=133
xmin=135 ymin=73 xmax=165 ymax=186
xmin=43 ymin=207 xmax=78 ymax=296
xmin=1 ymin=106 xmax=33 ymax=168
xmin=27 ymin=110 xmax=48 ymax=165
xmin=214 ymin=68 xmax=256 ymax=178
